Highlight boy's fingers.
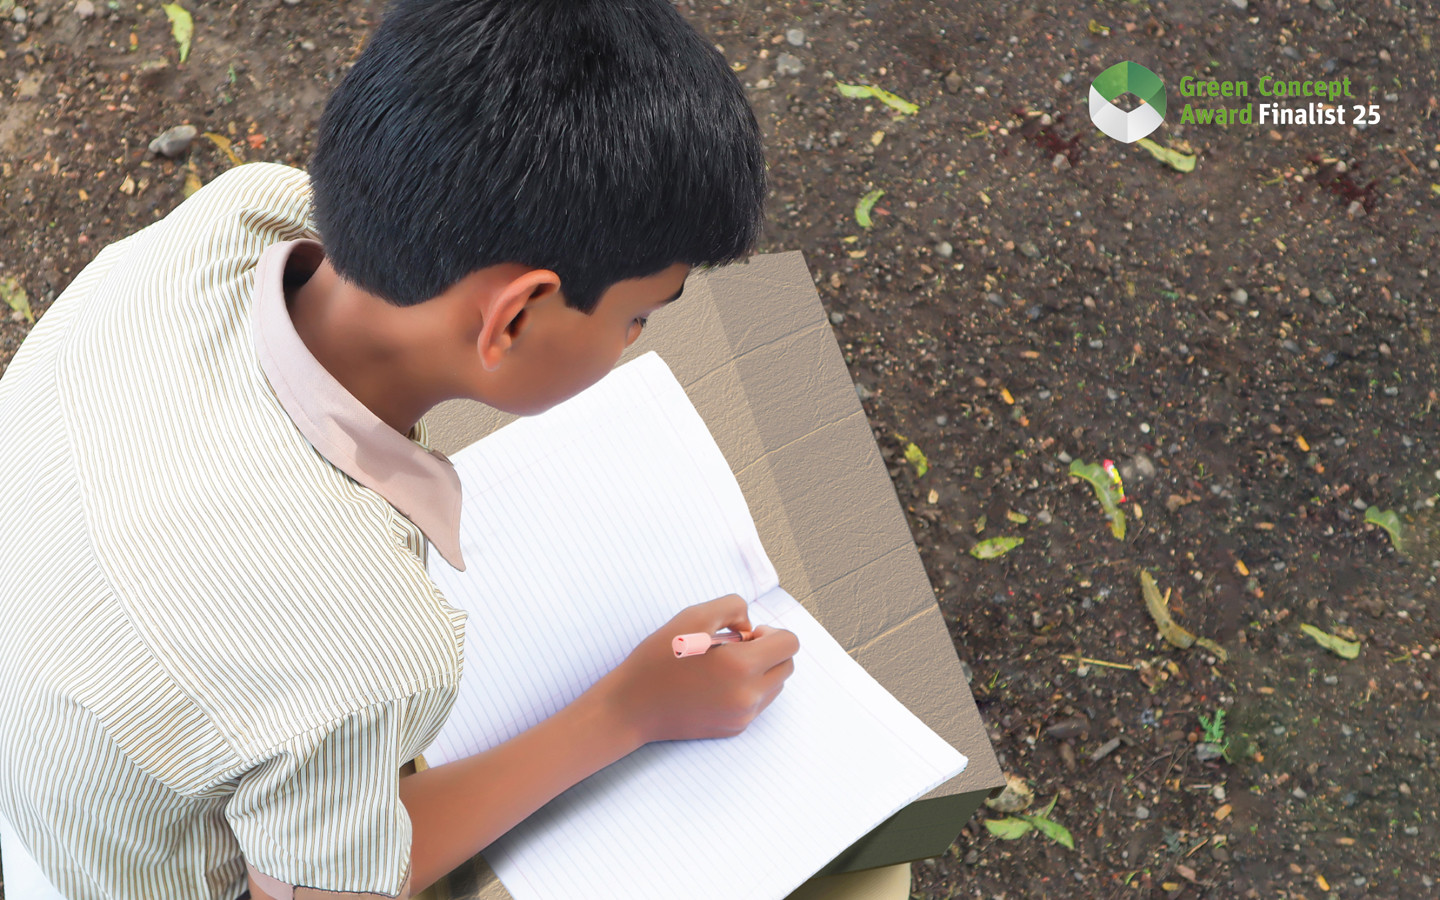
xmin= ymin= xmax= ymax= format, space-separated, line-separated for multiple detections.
xmin=739 ymin=626 xmax=799 ymax=669
xmin=702 ymin=593 xmax=751 ymax=635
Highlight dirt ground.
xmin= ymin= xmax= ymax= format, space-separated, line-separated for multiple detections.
xmin=2 ymin=1 xmax=1437 ymax=898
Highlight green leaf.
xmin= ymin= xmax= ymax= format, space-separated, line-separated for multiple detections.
xmin=855 ymin=188 xmax=884 ymax=228
xmin=0 ymin=277 xmax=33 ymax=325
xmin=1020 ymin=814 xmax=1075 ymax=849
xmin=162 ymin=3 xmax=193 ymax=63
xmin=1363 ymin=506 xmax=1404 ymax=552
xmin=1300 ymin=624 xmax=1361 ymax=659
xmin=1069 ymin=459 xmax=1126 ymax=539
xmin=1135 ymin=137 xmax=1196 ymax=173
xmin=835 ymin=81 xmax=920 ymax=115
xmin=984 ymin=817 xmax=1034 ymax=840
xmin=1005 ymin=510 xmax=1029 ymax=525
xmin=903 ymin=441 xmax=929 ymax=477
xmin=970 ymin=536 xmax=1024 ymax=560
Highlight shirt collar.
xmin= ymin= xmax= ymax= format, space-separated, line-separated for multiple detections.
xmin=251 ymin=239 xmax=466 ymax=571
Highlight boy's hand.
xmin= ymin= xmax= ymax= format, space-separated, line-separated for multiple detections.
xmin=593 ymin=594 xmax=799 ymax=746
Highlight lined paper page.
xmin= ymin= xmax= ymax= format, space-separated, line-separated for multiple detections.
xmin=424 ymin=352 xmax=967 ymax=900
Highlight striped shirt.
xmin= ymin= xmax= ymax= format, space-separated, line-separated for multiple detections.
xmin=0 ymin=163 xmax=468 ymax=899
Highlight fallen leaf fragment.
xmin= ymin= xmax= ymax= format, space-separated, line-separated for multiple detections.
xmin=855 ymin=188 xmax=884 ymax=228
xmin=1020 ymin=812 xmax=1074 ymax=849
xmin=1213 ymin=803 xmax=1232 ymax=821
xmin=1362 ymin=506 xmax=1403 ymax=552
xmin=985 ymin=774 xmax=1034 ymax=813
xmin=1301 ymin=624 xmax=1360 ymax=659
xmin=1175 ymin=864 xmax=1197 ymax=882
xmin=902 ymin=441 xmax=928 ymax=477
xmin=203 ymin=132 xmax=243 ymax=167
xmin=1136 ymin=137 xmax=1197 ymax=173
xmin=1141 ymin=570 xmax=1228 ymax=662
xmin=970 ymin=536 xmax=1023 ymax=560
xmin=1317 ymin=874 xmax=1331 ymax=892
xmin=0 ymin=277 xmax=34 ymax=324
xmin=1296 ymin=435 xmax=1310 ymax=452
xmin=162 ymin=3 xmax=193 ymax=63
xmin=1235 ymin=560 xmax=1249 ymax=576
xmin=1070 ymin=459 xmax=1126 ymax=539
xmin=835 ymin=81 xmax=920 ymax=115
xmin=984 ymin=817 xmax=1033 ymax=840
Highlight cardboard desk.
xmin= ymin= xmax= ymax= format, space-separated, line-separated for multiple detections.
xmin=420 ymin=251 xmax=1003 ymax=899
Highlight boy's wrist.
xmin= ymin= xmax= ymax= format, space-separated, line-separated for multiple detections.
xmin=579 ymin=670 xmax=651 ymax=755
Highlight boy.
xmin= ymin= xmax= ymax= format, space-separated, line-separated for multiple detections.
xmin=0 ymin=0 xmax=807 ymax=897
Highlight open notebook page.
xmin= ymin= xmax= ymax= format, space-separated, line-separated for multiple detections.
xmin=423 ymin=351 xmax=967 ymax=900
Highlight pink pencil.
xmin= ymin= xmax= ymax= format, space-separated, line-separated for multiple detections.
xmin=671 ymin=629 xmax=753 ymax=658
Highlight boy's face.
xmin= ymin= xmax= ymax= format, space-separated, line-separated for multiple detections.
xmin=480 ymin=262 xmax=689 ymax=416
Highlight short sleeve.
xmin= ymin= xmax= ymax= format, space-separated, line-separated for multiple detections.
xmin=225 ymin=691 xmax=449 ymax=899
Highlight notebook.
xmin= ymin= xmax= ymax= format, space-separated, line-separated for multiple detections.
xmin=423 ymin=351 xmax=967 ymax=900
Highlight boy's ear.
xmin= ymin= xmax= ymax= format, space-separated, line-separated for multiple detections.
xmin=476 ymin=268 xmax=563 ymax=372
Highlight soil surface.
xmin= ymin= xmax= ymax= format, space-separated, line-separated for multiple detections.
xmin=2 ymin=1 xmax=1437 ymax=898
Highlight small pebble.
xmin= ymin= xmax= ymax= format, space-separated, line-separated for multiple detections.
xmin=935 ymin=240 xmax=954 ymax=258
xmin=1019 ymin=240 xmax=1040 ymax=259
xmin=1089 ymin=339 xmax=1104 ymax=350
xmin=784 ymin=27 xmax=805 ymax=46
xmin=148 ymin=124 xmax=198 ymax=158
xmin=774 ymin=52 xmax=803 ymax=77
xmin=74 ymin=0 xmax=95 ymax=18
xmin=829 ymin=311 xmax=845 ymax=325
xmin=1292 ymin=787 xmax=1308 ymax=800
xmin=935 ymin=414 xmax=948 ymax=426
xmin=1323 ymin=674 xmax=1339 ymax=685
xmin=1036 ymin=390 xmax=1051 ymax=400
xmin=1140 ymin=423 xmax=1151 ymax=434
xmin=854 ymin=382 xmax=873 ymax=400
xmin=1231 ymin=288 xmax=1248 ymax=305
xmin=944 ymin=70 xmax=963 ymax=93
xmin=1036 ymin=509 xmax=1053 ymax=525
xmin=1228 ymin=0 xmax=1247 ymax=7
xmin=1134 ymin=805 xmax=1150 ymax=820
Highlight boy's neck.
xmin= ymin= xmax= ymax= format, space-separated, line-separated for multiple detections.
xmin=285 ymin=252 xmax=456 ymax=437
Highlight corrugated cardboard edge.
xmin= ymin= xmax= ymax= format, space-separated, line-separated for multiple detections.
xmin=422 ymin=251 xmax=1002 ymax=899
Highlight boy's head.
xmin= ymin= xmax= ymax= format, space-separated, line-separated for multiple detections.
xmin=308 ymin=0 xmax=767 ymax=315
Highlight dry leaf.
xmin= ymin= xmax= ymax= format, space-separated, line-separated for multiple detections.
xmin=161 ymin=3 xmax=193 ymax=63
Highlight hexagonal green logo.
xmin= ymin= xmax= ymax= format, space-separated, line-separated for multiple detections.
xmin=1089 ymin=61 xmax=1166 ymax=143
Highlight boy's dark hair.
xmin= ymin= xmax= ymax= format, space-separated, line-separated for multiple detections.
xmin=308 ymin=0 xmax=767 ymax=313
